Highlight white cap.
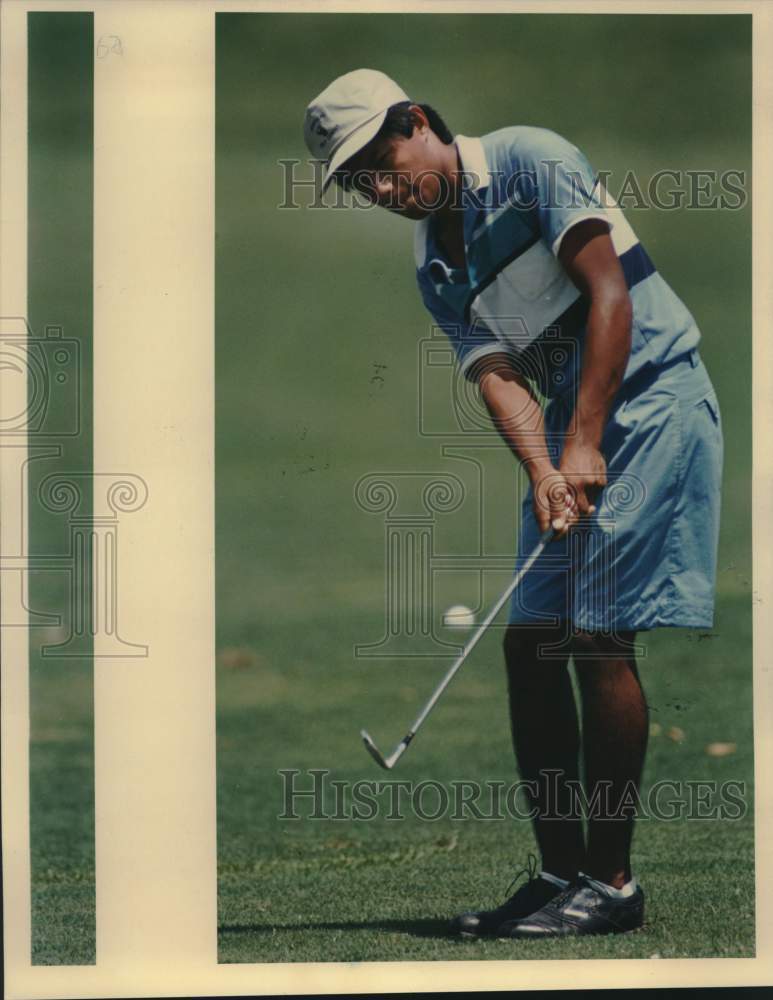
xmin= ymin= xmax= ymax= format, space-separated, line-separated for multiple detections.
xmin=304 ymin=68 xmax=411 ymax=191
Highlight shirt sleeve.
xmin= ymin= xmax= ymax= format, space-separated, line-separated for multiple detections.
xmin=509 ymin=129 xmax=612 ymax=258
xmin=416 ymin=274 xmax=510 ymax=382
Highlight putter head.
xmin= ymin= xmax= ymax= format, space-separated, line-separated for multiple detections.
xmin=360 ymin=729 xmax=392 ymax=770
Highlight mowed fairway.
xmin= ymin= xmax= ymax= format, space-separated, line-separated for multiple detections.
xmin=216 ymin=611 xmax=754 ymax=963
xmin=215 ymin=14 xmax=753 ymax=964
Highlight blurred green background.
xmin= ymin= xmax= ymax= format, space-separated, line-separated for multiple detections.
xmin=215 ymin=13 xmax=753 ymax=963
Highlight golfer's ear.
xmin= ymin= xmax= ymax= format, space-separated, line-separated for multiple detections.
xmin=409 ymin=104 xmax=429 ymax=134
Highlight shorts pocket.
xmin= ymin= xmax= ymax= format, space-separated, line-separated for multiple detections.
xmin=698 ymin=392 xmax=720 ymax=426
xmin=691 ymin=392 xmax=723 ymax=465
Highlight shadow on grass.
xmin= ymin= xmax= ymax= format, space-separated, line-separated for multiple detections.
xmin=219 ymin=918 xmax=453 ymax=939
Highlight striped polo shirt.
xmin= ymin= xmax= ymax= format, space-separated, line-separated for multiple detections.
xmin=414 ymin=127 xmax=701 ymax=397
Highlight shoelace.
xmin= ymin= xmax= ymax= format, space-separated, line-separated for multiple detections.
xmin=548 ymin=882 xmax=580 ymax=909
xmin=546 ymin=873 xmax=589 ymax=910
xmin=503 ymin=851 xmax=540 ymax=900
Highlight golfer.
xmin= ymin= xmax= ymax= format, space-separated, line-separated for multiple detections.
xmin=303 ymin=69 xmax=723 ymax=939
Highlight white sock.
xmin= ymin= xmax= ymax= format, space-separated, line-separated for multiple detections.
xmin=579 ymin=871 xmax=639 ymax=898
xmin=539 ymin=870 xmax=570 ymax=889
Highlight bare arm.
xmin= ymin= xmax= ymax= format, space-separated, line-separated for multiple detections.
xmin=553 ymin=219 xmax=633 ymax=528
xmin=475 ymin=219 xmax=632 ymax=536
xmin=475 ymin=355 xmax=569 ymax=534
xmin=558 ymin=218 xmax=633 ymax=450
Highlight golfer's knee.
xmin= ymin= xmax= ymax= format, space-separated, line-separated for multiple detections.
xmin=570 ymin=627 xmax=637 ymax=662
xmin=571 ymin=628 xmax=639 ymax=685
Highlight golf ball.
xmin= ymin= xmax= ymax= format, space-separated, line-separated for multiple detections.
xmin=444 ymin=604 xmax=475 ymax=628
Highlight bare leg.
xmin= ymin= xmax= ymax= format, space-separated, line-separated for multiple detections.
xmin=572 ymin=629 xmax=649 ymax=888
xmin=504 ymin=623 xmax=586 ymax=881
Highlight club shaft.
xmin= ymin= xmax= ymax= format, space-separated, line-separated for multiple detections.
xmin=401 ymin=528 xmax=553 ymax=741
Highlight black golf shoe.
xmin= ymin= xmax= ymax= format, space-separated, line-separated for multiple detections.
xmin=451 ymin=854 xmax=568 ymax=938
xmin=497 ymin=872 xmax=645 ymax=939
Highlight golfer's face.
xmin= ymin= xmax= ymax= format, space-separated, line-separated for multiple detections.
xmin=351 ymin=132 xmax=445 ymax=219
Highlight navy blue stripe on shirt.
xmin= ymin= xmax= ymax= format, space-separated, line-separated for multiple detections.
xmin=463 ymin=232 xmax=541 ymax=323
xmin=531 ymin=247 xmax=654 ymax=357
xmin=463 ymin=240 xmax=655 ymax=326
xmin=620 ymin=243 xmax=656 ymax=289
xmin=539 ymin=294 xmax=590 ymax=340
xmin=503 ymin=295 xmax=589 ymax=398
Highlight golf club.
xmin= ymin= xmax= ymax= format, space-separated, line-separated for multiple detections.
xmin=360 ymin=526 xmax=555 ymax=769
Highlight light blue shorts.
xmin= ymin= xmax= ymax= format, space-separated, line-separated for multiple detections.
xmin=508 ymin=349 xmax=723 ymax=632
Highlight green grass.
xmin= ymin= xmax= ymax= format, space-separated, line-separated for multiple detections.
xmin=29 ymin=662 xmax=95 ymax=965
xmin=216 ymin=600 xmax=754 ymax=962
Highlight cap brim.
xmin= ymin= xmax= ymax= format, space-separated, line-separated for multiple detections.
xmin=321 ymin=109 xmax=389 ymax=191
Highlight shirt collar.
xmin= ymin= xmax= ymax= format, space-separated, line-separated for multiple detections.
xmin=454 ymin=134 xmax=489 ymax=191
xmin=413 ymin=134 xmax=489 ymax=270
